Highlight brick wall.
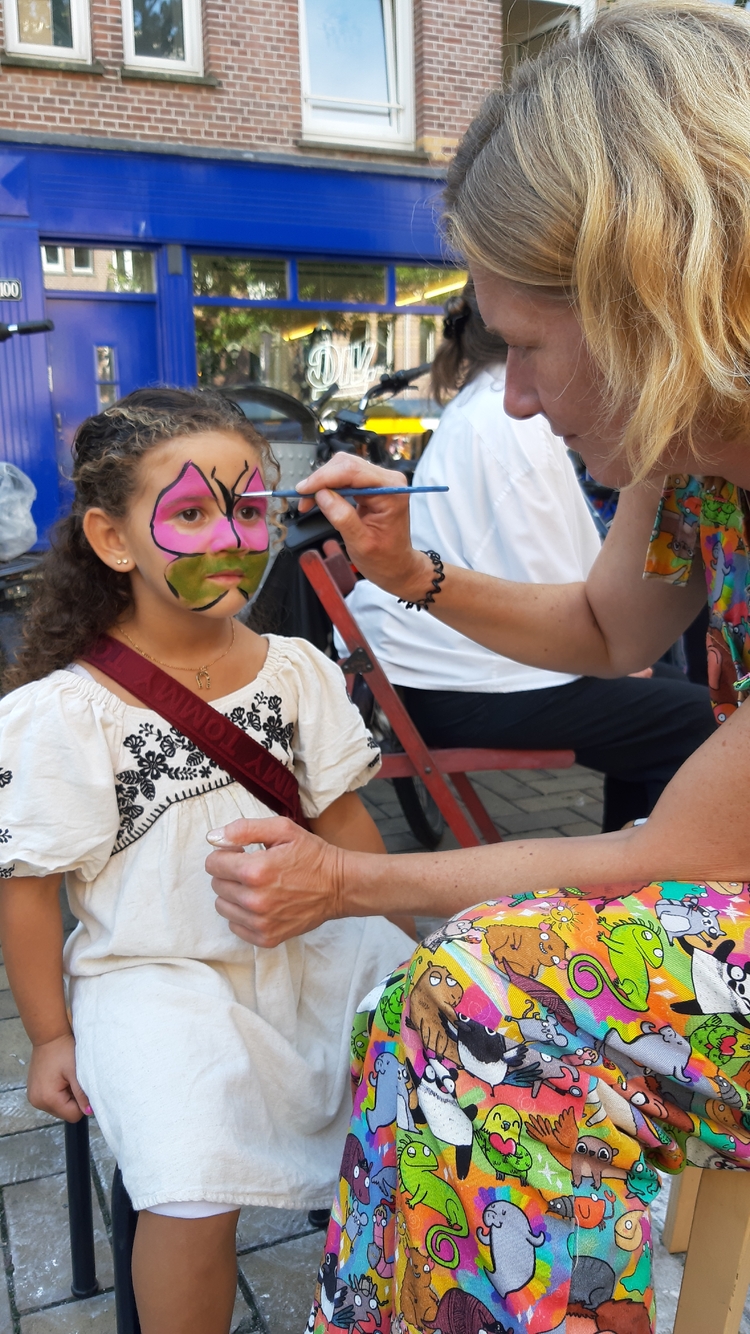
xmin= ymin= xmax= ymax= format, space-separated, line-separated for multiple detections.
xmin=415 ymin=0 xmax=503 ymax=164
xmin=0 ymin=1 xmax=502 ymax=165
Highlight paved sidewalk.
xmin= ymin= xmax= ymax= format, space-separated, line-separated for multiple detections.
xmin=0 ymin=764 xmax=745 ymax=1332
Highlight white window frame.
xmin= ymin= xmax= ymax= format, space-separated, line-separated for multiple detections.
xmin=3 ymin=0 xmax=91 ymax=61
xmin=298 ymin=0 xmax=415 ymax=151
xmin=121 ymin=0 xmax=203 ymax=75
xmin=40 ymin=245 xmax=66 ymax=275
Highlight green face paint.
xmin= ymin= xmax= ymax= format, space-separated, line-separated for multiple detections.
xmin=165 ymin=549 xmax=269 ymax=611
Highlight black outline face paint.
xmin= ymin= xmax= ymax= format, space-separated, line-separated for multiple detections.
xmin=149 ymin=459 xmax=270 ymax=610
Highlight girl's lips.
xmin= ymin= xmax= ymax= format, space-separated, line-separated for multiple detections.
xmin=208 ymin=571 xmax=244 ymax=584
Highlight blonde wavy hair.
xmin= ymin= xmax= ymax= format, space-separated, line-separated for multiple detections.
xmin=444 ymin=1 xmax=750 ymax=479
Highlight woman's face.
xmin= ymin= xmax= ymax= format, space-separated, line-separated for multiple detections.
xmin=472 ymin=268 xmax=636 ymax=486
xmin=121 ymin=430 xmax=270 ymax=618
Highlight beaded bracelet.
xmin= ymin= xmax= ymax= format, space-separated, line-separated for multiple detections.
xmin=398 ymin=549 xmax=445 ymax=611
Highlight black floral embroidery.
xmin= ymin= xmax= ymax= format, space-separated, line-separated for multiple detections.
xmin=0 ymin=829 xmax=11 ymax=845
xmin=0 ymin=769 xmax=12 ymax=788
xmin=0 ymin=865 xmax=14 ymax=878
xmin=112 ymin=691 xmax=296 ymax=853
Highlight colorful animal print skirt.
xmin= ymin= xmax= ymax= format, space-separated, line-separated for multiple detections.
xmin=309 ymin=880 xmax=750 ymax=1334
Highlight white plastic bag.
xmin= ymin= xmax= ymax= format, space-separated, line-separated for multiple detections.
xmin=0 ymin=463 xmax=37 ymax=561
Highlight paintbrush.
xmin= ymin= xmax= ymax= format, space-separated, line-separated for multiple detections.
xmin=240 ymin=485 xmax=450 ymax=498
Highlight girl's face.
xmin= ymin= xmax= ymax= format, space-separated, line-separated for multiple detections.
xmin=471 ymin=268 xmax=637 ymax=487
xmin=120 ymin=430 xmax=270 ymax=617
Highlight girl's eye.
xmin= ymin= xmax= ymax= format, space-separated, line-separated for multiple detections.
xmin=237 ymin=504 xmax=262 ymax=522
xmin=176 ymin=508 xmax=203 ymax=523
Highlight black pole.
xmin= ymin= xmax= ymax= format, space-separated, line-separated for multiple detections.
xmin=64 ymin=1118 xmax=99 ymax=1299
xmin=111 ymin=1166 xmax=141 ymax=1334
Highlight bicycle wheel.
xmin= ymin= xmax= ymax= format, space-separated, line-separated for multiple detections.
xmin=392 ymin=776 xmax=446 ymax=850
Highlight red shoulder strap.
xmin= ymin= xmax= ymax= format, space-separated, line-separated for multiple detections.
xmin=81 ymin=635 xmax=308 ymax=828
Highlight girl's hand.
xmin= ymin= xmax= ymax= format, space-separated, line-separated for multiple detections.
xmin=206 ymin=818 xmax=346 ymax=948
xmin=27 ymin=1033 xmax=92 ymax=1122
xmin=295 ymin=457 xmax=434 ymax=601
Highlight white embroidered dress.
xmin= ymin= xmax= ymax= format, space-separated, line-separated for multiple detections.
xmin=0 ymin=635 xmax=411 ymax=1210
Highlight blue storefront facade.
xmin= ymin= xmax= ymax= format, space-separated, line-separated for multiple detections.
xmin=0 ymin=141 xmax=450 ymax=541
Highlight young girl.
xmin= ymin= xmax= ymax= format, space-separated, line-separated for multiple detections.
xmin=0 ymin=387 xmax=413 ymax=1334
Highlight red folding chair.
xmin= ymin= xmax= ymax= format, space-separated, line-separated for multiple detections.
xmin=300 ymin=541 xmax=575 ymax=849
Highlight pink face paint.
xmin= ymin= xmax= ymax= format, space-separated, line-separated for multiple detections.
xmin=150 ymin=462 xmax=269 ymax=557
xmin=149 ymin=460 xmax=270 ymax=611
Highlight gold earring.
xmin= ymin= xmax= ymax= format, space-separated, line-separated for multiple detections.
xmin=115 ymin=558 xmax=130 ymax=566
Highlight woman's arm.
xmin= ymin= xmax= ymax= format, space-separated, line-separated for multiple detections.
xmin=308 ymin=792 xmax=415 ymax=937
xmin=0 ymin=874 xmax=90 ymax=1121
xmin=298 ymin=458 xmax=706 ymax=676
xmin=207 ymin=698 xmax=750 ymax=945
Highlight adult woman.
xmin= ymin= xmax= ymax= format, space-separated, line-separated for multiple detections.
xmin=347 ymin=283 xmax=715 ymax=832
xmin=206 ymin=5 xmax=750 ymax=1330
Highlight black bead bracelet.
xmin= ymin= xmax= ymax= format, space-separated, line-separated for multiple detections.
xmin=398 ymin=549 xmax=445 ymax=611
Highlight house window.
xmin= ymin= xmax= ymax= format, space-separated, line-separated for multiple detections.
xmin=121 ymin=0 xmax=203 ymax=74
xmin=3 ymin=0 xmax=92 ymax=61
xmin=299 ymin=0 xmax=415 ymax=149
xmin=41 ymin=245 xmax=65 ymax=275
xmin=72 ymin=248 xmax=93 ymax=274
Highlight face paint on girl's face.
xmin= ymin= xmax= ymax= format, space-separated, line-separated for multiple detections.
xmin=150 ymin=460 xmax=270 ymax=610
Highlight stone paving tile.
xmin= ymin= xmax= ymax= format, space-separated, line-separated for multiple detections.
xmin=512 ymin=790 xmax=600 ymax=813
xmin=493 ymin=807 xmax=592 ymax=834
xmin=503 ymin=827 xmax=570 ymax=840
xmin=0 ymin=1270 xmax=12 ymax=1334
xmin=19 ymin=1292 xmax=116 ymax=1333
xmin=464 ymin=769 xmax=540 ymax=800
xmin=0 ymin=994 xmax=19 ymax=1022
xmin=0 ymin=1019 xmax=32 ymax=1092
xmin=236 ymin=1205 xmax=315 ymax=1253
xmin=237 ymin=1231 xmax=324 ymax=1334
xmin=0 ymin=1125 xmax=65 ymax=1185
xmin=0 ymin=1090 xmax=56 ymax=1137
xmin=5 ymin=1172 xmax=113 ymax=1312
xmin=557 ymin=820 xmax=602 ymax=838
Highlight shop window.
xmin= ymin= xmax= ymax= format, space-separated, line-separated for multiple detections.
xmin=297 ymin=261 xmax=386 ymax=306
xmin=3 ymin=0 xmax=91 ymax=61
xmin=195 ymin=307 xmax=431 ymax=407
xmin=192 ymin=256 xmax=287 ymax=301
xmin=95 ymin=346 xmax=119 ymax=410
xmin=299 ymin=0 xmax=415 ymax=150
xmin=121 ymin=0 xmax=203 ymax=74
xmin=41 ymin=248 xmax=156 ymax=293
xmin=395 ymin=266 xmax=467 ymax=307
xmin=41 ymin=245 xmax=65 ymax=275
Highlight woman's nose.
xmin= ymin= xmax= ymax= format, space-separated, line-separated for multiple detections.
xmin=503 ymin=350 xmax=543 ymax=420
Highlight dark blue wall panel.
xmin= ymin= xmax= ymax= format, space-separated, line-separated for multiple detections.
xmin=20 ymin=144 xmax=446 ymax=261
xmin=0 ymin=217 xmax=61 ymax=539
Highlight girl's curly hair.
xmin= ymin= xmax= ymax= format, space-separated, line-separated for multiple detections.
xmin=5 ymin=387 xmax=280 ymax=691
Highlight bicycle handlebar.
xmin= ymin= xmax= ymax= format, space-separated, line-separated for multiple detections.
xmin=0 ymin=319 xmax=54 ymax=343
xmin=359 ymin=361 xmax=432 ymax=408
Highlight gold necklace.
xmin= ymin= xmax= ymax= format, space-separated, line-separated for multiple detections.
xmin=119 ymin=621 xmax=236 ymax=691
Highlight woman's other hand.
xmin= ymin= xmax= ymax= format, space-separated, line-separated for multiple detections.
xmin=296 ymin=457 xmax=433 ymax=600
xmin=206 ymin=818 xmax=347 ymax=947
xmin=27 ymin=1032 xmax=92 ymax=1123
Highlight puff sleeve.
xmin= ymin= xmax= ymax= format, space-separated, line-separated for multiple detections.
xmin=0 ymin=673 xmax=121 ymax=880
xmin=278 ymin=638 xmax=381 ymax=819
